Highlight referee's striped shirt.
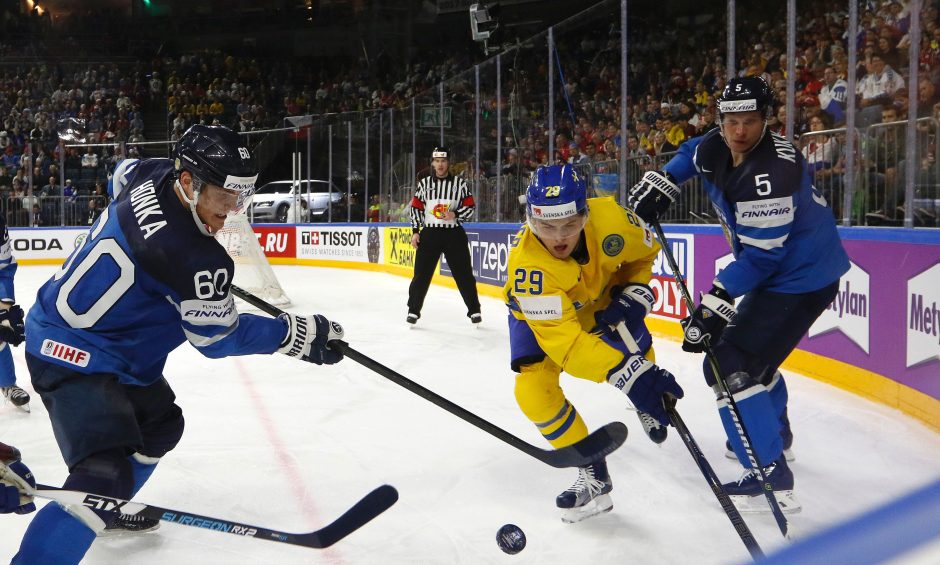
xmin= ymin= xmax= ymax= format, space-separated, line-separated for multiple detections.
xmin=410 ymin=174 xmax=475 ymax=233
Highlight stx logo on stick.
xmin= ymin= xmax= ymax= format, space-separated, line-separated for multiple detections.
xmin=82 ymin=494 xmax=128 ymax=513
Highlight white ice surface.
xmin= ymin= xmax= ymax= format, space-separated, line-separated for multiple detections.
xmin=2 ymin=265 xmax=939 ymax=564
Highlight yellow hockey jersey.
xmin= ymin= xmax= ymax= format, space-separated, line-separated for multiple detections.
xmin=504 ymin=197 xmax=660 ymax=381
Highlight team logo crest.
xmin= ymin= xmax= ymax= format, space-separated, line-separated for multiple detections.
xmin=367 ymin=226 xmax=380 ymax=263
xmin=602 ymin=234 xmax=624 ymax=256
xmin=432 ymin=203 xmax=450 ymax=219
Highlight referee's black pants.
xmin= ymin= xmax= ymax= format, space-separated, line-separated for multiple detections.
xmin=408 ymin=226 xmax=480 ymax=317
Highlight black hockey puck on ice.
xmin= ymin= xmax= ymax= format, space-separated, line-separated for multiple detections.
xmin=496 ymin=524 xmax=526 ymax=554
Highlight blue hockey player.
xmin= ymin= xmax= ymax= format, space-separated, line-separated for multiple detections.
xmin=0 ymin=213 xmax=30 ymax=412
xmin=627 ymin=76 xmax=849 ymax=513
xmin=13 ymin=125 xmax=346 ymax=564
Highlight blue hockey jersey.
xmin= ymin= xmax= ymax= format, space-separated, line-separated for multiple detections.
xmin=26 ymin=158 xmax=288 ymax=385
xmin=663 ymin=128 xmax=849 ymax=298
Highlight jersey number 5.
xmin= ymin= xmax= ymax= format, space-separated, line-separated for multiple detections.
xmin=754 ymin=174 xmax=772 ymax=196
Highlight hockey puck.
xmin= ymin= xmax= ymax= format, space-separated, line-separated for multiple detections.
xmin=496 ymin=524 xmax=526 ymax=555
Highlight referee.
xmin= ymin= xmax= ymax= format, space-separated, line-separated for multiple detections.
xmin=407 ymin=146 xmax=481 ymax=326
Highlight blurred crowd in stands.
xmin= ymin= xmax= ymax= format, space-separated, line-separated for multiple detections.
xmin=0 ymin=0 xmax=936 ymax=226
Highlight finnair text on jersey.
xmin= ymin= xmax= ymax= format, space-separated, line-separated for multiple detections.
xmin=130 ymin=180 xmax=168 ymax=239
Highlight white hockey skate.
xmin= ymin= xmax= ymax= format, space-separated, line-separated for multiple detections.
xmin=556 ymin=459 xmax=613 ymax=523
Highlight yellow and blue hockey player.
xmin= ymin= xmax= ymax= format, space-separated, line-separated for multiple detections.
xmin=504 ymin=164 xmax=683 ymax=523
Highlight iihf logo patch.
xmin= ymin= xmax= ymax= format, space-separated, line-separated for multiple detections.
xmin=602 ymin=234 xmax=624 ymax=256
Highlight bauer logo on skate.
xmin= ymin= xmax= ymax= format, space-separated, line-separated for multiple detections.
xmin=650 ymin=233 xmax=693 ymax=320
xmin=40 ymin=339 xmax=91 ymax=367
xmin=809 ymin=262 xmax=870 ymax=353
xmin=906 ymin=263 xmax=940 ymax=367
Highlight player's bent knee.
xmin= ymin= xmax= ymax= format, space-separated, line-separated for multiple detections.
xmin=65 ymin=450 xmax=135 ymax=500
xmin=139 ymin=404 xmax=185 ymax=459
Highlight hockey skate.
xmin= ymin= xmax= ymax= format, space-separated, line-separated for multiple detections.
xmin=406 ymin=312 xmax=420 ymax=327
xmin=722 ymin=455 xmax=801 ymax=514
xmin=98 ymin=513 xmax=161 ymax=537
xmin=726 ymin=409 xmax=794 ymax=461
xmin=1 ymin=385 xmax=30 ymax=413
xmin=469 ymin=312 xmax=482 ymax=326
xmin=636 ymin=410 xmax=667 ymax=444
xmin=556 ymin=459 xmax=613 ymax=523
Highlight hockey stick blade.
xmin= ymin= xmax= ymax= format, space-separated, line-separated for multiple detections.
xmin=30 ymin=483 xmax=398 ymax=549
xmin=231 ymin=284 xmax=628 ymax=468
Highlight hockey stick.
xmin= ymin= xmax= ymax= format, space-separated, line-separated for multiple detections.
xmin=0 ymin=455 xmax=397 ymax=550
xmin=613 ymin=324 xmax=763 ymax=559
xmin=665 ymin=402 xmax=764 ymax=559
xmin=230 ymin=284 xmax=627 ymax=469
xmin=649 ymin=221 xmax=789 ymax=538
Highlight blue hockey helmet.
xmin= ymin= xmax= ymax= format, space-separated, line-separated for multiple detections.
xmin=717 ymin=76 xmax=775 ymax=120
xmin=174 ymin=124 xmax=259 ymax=235
xmin=174 ymin=124 xmax=258 ymax=202
xmin=526 ymin=164 xmax=588 ymax=221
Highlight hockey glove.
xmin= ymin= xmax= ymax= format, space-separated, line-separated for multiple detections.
xmin=627 ymin=170 xmax=680 ymax=224
xmin=597 ymin=283 xmax=655 ymax=328
xmin=607 ymin=355 xmax=684 ymax=426
xmin=0 ymin=304 xmax=25 ymax=346
xmin=681 ymin=285 xmax=735 ymax=353
xmin=278 ymin=313 xmax=345 ymax=365
xmin=0 ymin=460 xmax=36 ymax=515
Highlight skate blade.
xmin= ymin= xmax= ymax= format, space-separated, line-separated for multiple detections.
xmin=97 ymin=524 xmax=161 ymax=538
xmin=560 ymin=494 xmax=613 ymax=524
xmin=729 ymin=490 xmax=801 ymax=514
xmin=725 ymin=448 xmax=794 ymax=462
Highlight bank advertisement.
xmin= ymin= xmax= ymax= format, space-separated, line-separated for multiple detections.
xmin=384 ymin=226 xmax=416 ymax=269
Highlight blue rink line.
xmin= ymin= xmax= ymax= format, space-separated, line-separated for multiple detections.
xmin=755 ymin=478 xmax=940 ymax=565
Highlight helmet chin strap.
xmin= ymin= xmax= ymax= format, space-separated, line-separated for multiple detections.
xmin=175 ymin=178 xmax=214 ymax=237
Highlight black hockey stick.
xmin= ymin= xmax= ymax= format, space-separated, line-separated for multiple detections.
xmin=28 ymin=482 xmax=397 ymax=549
xmin=666 ymin=399 xmax=764 ymax=559
xmin=611 ymin=324 xmax=762 ymax=559
xmin=231 ymin=284 xmax=628 ymax=469
xmin=649 ymin=221 xmax=789 ymax=538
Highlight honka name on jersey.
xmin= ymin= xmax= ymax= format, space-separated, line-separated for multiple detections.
xmin=504 ymin=198 xmax=659 ymax=381
xmin=129 ymin=180 xmax=168 ymax=239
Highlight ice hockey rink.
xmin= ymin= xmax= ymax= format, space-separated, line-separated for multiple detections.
xmin=2 ymin=264 xmax=939 ymax=564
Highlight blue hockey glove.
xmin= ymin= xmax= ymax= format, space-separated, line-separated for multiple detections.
xmin=607 ymin=354 xmax=684 ymax=426
xmin=627 ymin=170 xmax=680 ymax=224
xmin=0 ymin=304 xmax=25 ymax=346
xmin=597 ymin=283 xmax=655 ymax=328
xmin=0 ymin=461 xmax=36 ymax=515
xmin=681 ymin=285 xmax=735 ymax=353
xmin=278 ymin=313 xmax=345 ymax=365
